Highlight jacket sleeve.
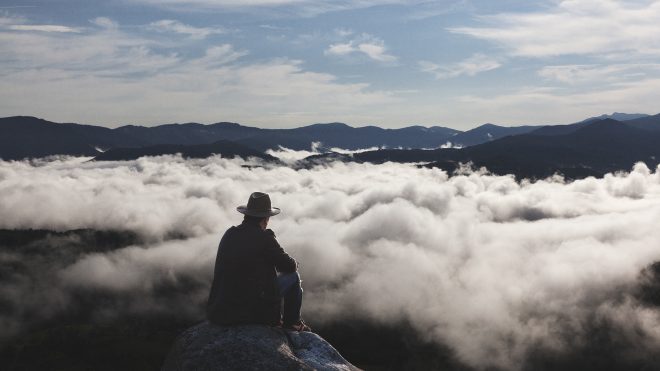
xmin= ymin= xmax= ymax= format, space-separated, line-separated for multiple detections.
xmin=262 ymin=229 xmax=297 ymax=273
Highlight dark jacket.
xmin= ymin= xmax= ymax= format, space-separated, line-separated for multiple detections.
xmin=206 ymin=221 xmax=297 ymax=325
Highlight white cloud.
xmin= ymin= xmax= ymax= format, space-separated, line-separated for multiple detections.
xmin=1 ymin=157 xmax=660 ymax=369
xmin=127 ymin=0 xmax=416 ymax=15
xmin=539 ymin=63 xmax=660 ymax=85
xmin=266 ymin=144 xmax=382 ymax=164
xmin=0 ymin=16 xmax=397 ymax=127
xmin=7 ymin=24 xmax=81 ymax=33
xmin=325 ymin=42 xmax=354 ymax=56
xmin=358 ymin=41 xmax=396 ymax=62
xmin=328 ymin=146 xmax=381 ymax=154
xmin=455 ymin=77 xmax=660 ymax=125
xmin=90 ymin=17 xmax=119 ymax=29
xmin=0 ymin=22 xmax=177 ymax=75
xmin=325 ymin=33 xmax=397 ymax=63
xmin=194 ymin=44 xmax=248 ymax=65
xmin=419 ymin=53 xmax=501 ymax=79
xmin=147 ymin=19 xmax=226 ymax=39
xmin=333 ymin=28 xmax=353 ymax=38
xmin=259 ymin=24 xmax=290 ymax=31
xmin=0 ymin=12 xmax=81 ymax=33
xmin=450 ymin=0 xmax=660 ymax=58
xmin=266 ymin=146 xmax=318 ymax=164
xmin=405 ymin=0 xmax=471 ymax=20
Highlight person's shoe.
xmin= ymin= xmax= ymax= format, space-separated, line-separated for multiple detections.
xmin=284 ymin=319 xmax=312 ymax=332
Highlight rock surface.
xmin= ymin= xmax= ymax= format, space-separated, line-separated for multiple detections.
xmin=161 ymin=322 xmax=361 ymax=371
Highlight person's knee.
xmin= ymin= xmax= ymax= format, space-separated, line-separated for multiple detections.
xmin=278 ymin=271 xmax=301 ymax=294
xmin=292 ymin=272 xmax=303 ymax=292
xmin=289 ymin=272 xmax=303 ymax=294
xmin=283 ymin=271 xmax=301 ymax=285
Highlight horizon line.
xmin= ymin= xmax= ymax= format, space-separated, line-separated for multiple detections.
xmin=1 ymin=112 xmax=655 ymax=132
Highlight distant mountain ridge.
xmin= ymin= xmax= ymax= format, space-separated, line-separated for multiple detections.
xmin=449 ymin=123 xmax=540 ymax=147
xmin=309 ymin=118 xmax=660 ymax=179
xmin=110 ymin=120 xmax=463 ymax=151
xmin=0 ymin=116 xmax=461 ymax=160
xmin=2 ymin=114 xmax=660 ymax=180
xmin=531 ymin=113 xmax=660 ymax=136
xmin=582 ymin=112 xmax=649 ymax=122
xmin=623 ymin=113 xmax=660 ymax=132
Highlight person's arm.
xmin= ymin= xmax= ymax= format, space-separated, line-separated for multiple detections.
xmin=263 ymin=229 xmax=297 ymax=273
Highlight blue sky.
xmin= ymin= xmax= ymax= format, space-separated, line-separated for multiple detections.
xmin=1 ymin=0 xmax=659 ymax=129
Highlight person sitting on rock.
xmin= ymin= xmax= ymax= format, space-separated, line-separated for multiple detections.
xmin=207 ymin=192 xmax=311 ymax=332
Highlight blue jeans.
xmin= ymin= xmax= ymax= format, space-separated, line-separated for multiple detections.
xmin=277 ymin=271 xmax=303 ymax=326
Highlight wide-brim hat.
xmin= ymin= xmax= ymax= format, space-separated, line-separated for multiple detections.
xmin=237 ymin=192 xmax=281 ymax=217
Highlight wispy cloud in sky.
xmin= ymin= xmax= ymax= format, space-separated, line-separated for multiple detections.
xmin=451 ymin=0 xmax=660 ymax=58
xmin=458 ymin=77 xmax=660 ymax=124
xmin=6 ymin=24 xmax=81 ymax=33
xmin=147 ymin=19 xmax=226 ymax=39
xmin=0 ymin=14 xmax=397 ymax=126
xmin=1 ymin=0 xmax=660 ymax=128
xmin=0 ymin=11 xmax=78 ymax=33
xmin=90 ymin=16 xmax=119 ymax=29
xmin=325 ymin=33 xmax=397 ymax=63
xmin=539 ymin=64 xmax=660 ymax=85
xmin=127 ymin=0 xmax=417 ymax=15
xmin=419 ymin=54 xmax=501 ymax=79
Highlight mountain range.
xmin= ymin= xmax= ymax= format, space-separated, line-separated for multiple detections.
xmin=330 ymin=118 xmax=660 ymax=179
xmin=2 ymin=113 xmax=660 ymax=179
xmin=0 ymin=116 xmax=461 ymax=160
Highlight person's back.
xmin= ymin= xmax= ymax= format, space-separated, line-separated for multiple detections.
xmin=207 ymin=220 xmax=296 ymax=325
xmin=207 ymin=192 xmax=310 ymax=331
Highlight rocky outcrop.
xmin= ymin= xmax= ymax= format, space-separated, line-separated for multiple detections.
xmin=161 ymin=322 xmax=361 ymax=371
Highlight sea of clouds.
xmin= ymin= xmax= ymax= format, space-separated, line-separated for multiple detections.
xmin=1 ymin=154 xmax=660 ymax=369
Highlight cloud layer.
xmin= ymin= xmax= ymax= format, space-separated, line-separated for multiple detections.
xmin=0 ymin=16 xmax=397 ymax=127
xmin=451 ymin=0 xmax=660 ymax=58
xmin=1 ymin=156 xmax=660 ymax=369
